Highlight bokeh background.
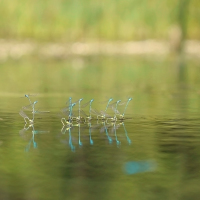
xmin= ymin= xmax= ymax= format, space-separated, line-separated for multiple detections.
xmin=0 ymin=0 xmax=199 ymax=41
xmin=0 ymin=0 xmax=199 ymax=95
xmin=1 ymin=1 xmax=200 ymax=200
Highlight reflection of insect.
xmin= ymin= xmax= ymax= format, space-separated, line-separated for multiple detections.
xmin=61 ymin=125 xmax=75 ymax=152
xmin=19 ymin=124 xmax=49 ymax=152
xmin=101 ymin=121 xmax=112 ymax=144
xmin=112 ymin=122 xmax=121 ymax=146
xmin=88 ymin=122 xmax=93 ymax=145
xmin=25 ymin=125 xmax=38 ymax=152
xmin=122 ymin=122 xmax=131 ymax=145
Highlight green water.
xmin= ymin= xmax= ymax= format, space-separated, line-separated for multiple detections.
xmin=0 ymin=56 xmax=200 ymax=200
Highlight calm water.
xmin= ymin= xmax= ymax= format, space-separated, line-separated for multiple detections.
xmin=0 ymin=56 xmax=200 ymax=200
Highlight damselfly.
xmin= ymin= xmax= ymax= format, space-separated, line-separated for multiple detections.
xmin=111 ymin=97 xmax=132 ymax=120
xmin=22 ymin=100 xmax=38 ymax=121
xmin=91 ymin=98 xmax=113 ymax=120
xmin=119 ymin=97 xmax=132 ymax=119
xmin=19 ymin=110 xmax=34 ymax=124
xmin=107 ymin=100 xmax=121 ymax=122
xmin=64 ymin=97 xmax=83 ymax=120
xmin=61 ymin=103 xmax=76 ymax=121
xmin=104 ymin=98 xmax=113 ymax=113
xmin=91 ymin=108 xmax=111 ymax=120
xmin=76 ymin=98 xmax=83 ymax=122
xmin=20 ymin=94 xmax=38 ymax=104
xmin=81 ymin=99 xmax=94 ymax=120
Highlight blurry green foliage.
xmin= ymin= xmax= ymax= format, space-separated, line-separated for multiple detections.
xmin=0 ymin=0 xmax=199 ymax=41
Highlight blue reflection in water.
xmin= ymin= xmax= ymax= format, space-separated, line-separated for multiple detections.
xmin=88 ymin=122 xmax=93 ymax=145
xmin=102 ymin=121 xmax=112 ymax=144
xmin=113 ymin=123 xmax=121 ymax=146
xmin=124 ymin=160 xmax=156 ymax=175
xmin=109 ymin=122 xmax=131 ymax=147
xmin=19 ymin=124 xmax=49 ymax=152
xmin=69 ymin=126 xmax=75 ymax=152
xmin=61 ymin=124 xmax=75 ymax=152
xmin=122 ymin=122 xmax=131 ymax=145
xmin=59 ymin=121 xmax=131 ymax=152
xmin=78 ymin=123 xmax=82 ymax=146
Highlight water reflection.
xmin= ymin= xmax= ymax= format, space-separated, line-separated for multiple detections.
xmin=156 ymin=117 xmax=200 ymax=191
xmin=125 ymin=160 xmax=156 ymax=175
xmin=59 ymin=121 xmax=131 ymax=151
xmin=19 ymin=124 xmax=49 ymax=152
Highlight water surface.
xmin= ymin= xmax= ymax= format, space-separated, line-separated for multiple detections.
xmin=0 ymin=56 xmax=200 ymax=200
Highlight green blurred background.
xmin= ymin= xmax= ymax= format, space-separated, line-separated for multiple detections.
xmin=1 ymin=2 xmax=200 ymax=199
xmin=0 ymin=0 xmax=198 ymax=41
xmin=0 ymin=0 xmax=199 ymax=96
